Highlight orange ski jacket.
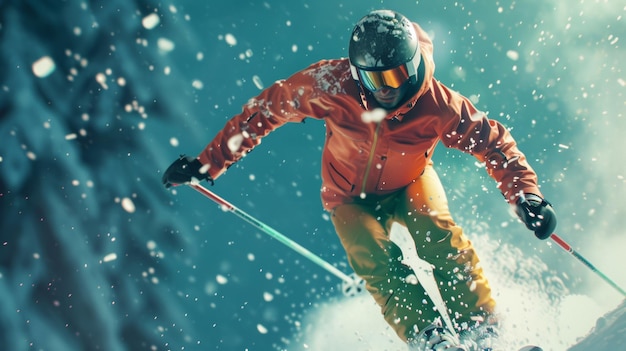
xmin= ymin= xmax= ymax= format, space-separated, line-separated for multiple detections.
xmin=198 ymin=23 xmax=542 ymax=211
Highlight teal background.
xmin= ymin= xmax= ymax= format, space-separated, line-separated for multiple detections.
xmin=1 ymin=1 xmax=623 ymax=350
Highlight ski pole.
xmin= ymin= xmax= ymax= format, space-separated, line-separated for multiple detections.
xmin=187 ymin=183 xmax=364 ymax=295
xmin=549 ymin=233 xmax=626 ymax=297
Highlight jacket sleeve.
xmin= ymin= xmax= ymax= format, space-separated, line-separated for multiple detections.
xmin=196 ymin=60 xmax=340 ymax=180
xmin=434 ymin=82 xmax=543 ymax=204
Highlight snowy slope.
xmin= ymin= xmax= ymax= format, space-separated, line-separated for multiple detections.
xmin=288 ymin=224 xmax=624 ymax=351
xmin=568 ymin=300 xmax=626 ymax=351
xmin=289 ymin=295 xmax=625 ymax=351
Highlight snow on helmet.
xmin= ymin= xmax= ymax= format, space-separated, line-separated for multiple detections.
xmin=349 ymin=10 xmax=421 ymax=92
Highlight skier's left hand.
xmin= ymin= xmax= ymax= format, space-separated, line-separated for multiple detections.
xmin=515 ymin=193 xmax=557 ymax=240
xmin=162 ymin=155 xmax=213 ymax=188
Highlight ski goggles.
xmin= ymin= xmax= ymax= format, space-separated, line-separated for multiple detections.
xmin=357 ymin=65 xmax=411 ymax=92
xmin=352 ymin=52 xmax=421 ymax=92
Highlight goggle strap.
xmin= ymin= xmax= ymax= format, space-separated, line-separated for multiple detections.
xmin=350 ymin=64 xmax=360 ymax=82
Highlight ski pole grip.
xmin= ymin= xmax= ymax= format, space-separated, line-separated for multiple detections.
xmin=549 ymin=233 xmax=572 ymax=252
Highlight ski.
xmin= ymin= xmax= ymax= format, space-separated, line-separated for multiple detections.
xmin=518 ymin=346 xmax=543 ymax=351
xmin=391 ymin=224 xmax=545 ymax=351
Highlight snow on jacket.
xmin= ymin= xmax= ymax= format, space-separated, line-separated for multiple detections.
xmin=198 ymin=23 xmax=542 ymax=211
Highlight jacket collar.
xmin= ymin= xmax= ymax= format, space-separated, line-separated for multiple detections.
xmin=386 ymin=92 xmax=420 ymax=122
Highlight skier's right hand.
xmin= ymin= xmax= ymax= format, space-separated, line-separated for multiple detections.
xmin=162 ymin=155 xmax=213 ymax=188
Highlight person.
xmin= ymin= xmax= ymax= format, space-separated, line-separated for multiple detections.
xmin=162 ymin=9 xmax=557 ymax=350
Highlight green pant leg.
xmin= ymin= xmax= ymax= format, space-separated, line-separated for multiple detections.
xmin=397 ymin=165 xmax=496 ymax=329
xmin=331 ymin=203 xmax=440 ymax=341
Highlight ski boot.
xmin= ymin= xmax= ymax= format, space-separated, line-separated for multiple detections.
xmin=458 ymin=322 xmax=500 ymax=351
xmin=408 ymin=321 xmax=467 ymax=351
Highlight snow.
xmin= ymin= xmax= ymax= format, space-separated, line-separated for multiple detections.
xmin=258 ymin=323 xmax=269 ymax=334
xmin=95 ymin=72 xmax=108 ymax=89
xmin=142 ymin=13 xmax=160 ymax=30
xmin=290 ymin=224 xmax=624 ymax=350
xmin=569 ymin=300 xmax=626 ymax=351
xmin=157 ymin=37 xmax=175 ymax=52
xmin=361 ymin=108 xmax=387 ymax=123
xmin=227 ymin=133 xmax=245 ymax=153
xmin=120 ymin=197 xmax=136 ymax=213
xmin=224 ymin=33 xmax=238 ymax=46
xmin=32 ymin=56 xmax=56 ymax=78
xmin=216 ymin=274 xmax=229 ymax=285
xmin=102 ymin=253 xmax=118 ymax=262
xmin=506 ymin=50 xmax=520 ymax=61
xmin=253 ymin=75 xmax=265 ymax=90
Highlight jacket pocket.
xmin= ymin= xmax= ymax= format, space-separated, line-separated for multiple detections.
xmin=328 ymin=162 xmax=355 ymax=193
xmin=377 ymin=140 xmax=429 ymax=191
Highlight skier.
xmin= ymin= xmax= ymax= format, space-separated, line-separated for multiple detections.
xmin=162 ymin=9 xmax=556 ymax=350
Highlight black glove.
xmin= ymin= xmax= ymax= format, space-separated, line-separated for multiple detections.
xmin=515 ymin=193 xmax=557 ymax=240
xmin=162 ymin=155 xmax=213 ymax=188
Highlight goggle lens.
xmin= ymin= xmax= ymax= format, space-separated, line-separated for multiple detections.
xmin=358 ymin=65 xmax=410 ymax=91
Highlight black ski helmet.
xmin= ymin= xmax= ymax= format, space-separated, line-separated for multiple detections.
xmin=349 ymin=10 xmax=421 ymax=90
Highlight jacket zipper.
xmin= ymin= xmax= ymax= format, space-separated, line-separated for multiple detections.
xmin=360 ymin=122 xmax=381 ymax=197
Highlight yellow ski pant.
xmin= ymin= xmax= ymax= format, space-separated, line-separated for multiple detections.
xmin=331 ymin=164 xmax=496 ymax=342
